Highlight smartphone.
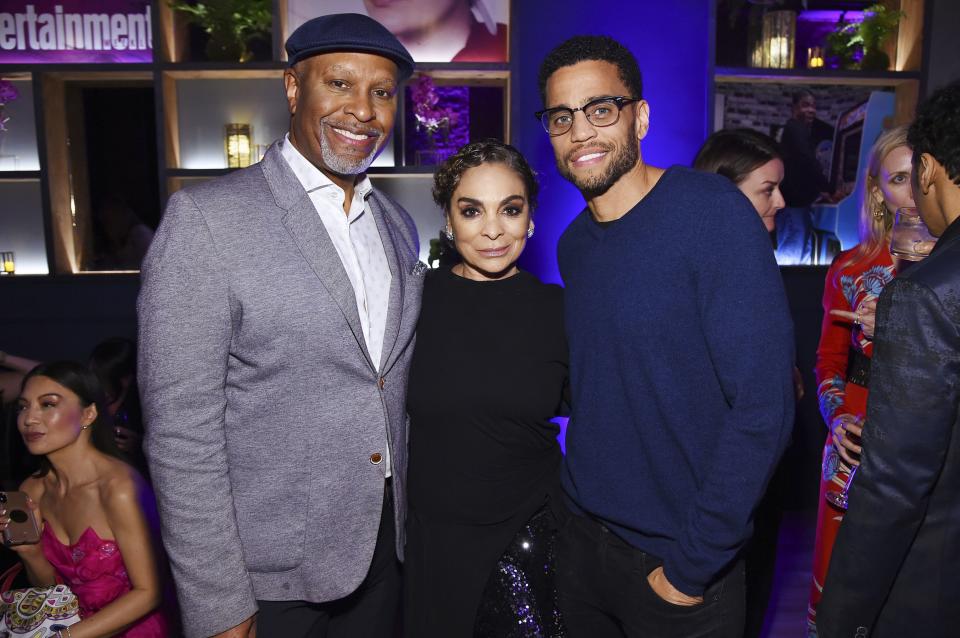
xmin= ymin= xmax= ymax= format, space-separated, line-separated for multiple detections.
xmin=1 ymin=491 xmax=41 ymax=546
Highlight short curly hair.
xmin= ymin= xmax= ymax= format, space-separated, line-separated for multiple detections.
xmin=431 ymin=139 xmax=539 ymax=213
xmin=908 ymin=81 xmax=960 ymax=186
xmin=538 ymin=35 xmax=643 ymax=106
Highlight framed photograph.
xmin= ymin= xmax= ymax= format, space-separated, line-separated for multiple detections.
xmin=285 ymin=0 xmax=510 ymax=63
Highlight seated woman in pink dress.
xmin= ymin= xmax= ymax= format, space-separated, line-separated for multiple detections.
xmin=0 ymin=361 xmax=170 ymax=637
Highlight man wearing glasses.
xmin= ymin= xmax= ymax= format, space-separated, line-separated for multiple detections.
xmin=537 ymin=36 xmax=795 ymax=636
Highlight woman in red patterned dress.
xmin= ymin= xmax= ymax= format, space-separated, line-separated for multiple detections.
xmin=806 ymin=125 xmax=922 ymax=635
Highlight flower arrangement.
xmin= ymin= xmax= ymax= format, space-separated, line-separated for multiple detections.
xmin=0 ymin=79 xmax=19 ymax=133
xmin=410 ymin=75 xmax=458 ymax=146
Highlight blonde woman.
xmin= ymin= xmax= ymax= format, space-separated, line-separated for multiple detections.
xmin=807 ymin=125 xmax=918 ymax=634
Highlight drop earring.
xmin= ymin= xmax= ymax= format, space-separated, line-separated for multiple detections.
xmin=872 ymin=199 xmax=886 ymax=220
xmin=526 ymin=226 xmax=534 ymax=239
xmin=442 ymin=227 xmax=455 ymax=241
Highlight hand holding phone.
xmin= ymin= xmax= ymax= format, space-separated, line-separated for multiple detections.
xmin=0 ymin=490 xmax=42 ymax=547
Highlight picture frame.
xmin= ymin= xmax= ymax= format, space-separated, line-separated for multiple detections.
xmin=284 ymin=0 xmax=510 ymax=64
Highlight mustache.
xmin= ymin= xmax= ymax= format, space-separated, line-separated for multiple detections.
xmin=321 ymin=118 xmax=382 ymax=139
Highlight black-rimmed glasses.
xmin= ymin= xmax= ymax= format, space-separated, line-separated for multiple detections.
xmin=535 ymin=96 xmax=639 ymax=136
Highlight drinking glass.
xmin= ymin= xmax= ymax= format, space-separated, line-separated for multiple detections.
xmin=890 ymin=207 xmax=936 ymax=263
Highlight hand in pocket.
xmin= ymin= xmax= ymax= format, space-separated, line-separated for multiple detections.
xmin=647 ymin=566 xmax=704 ymax=606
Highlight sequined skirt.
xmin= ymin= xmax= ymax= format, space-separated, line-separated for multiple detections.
xmin=473 ymin=504 xmax=566 ymax=637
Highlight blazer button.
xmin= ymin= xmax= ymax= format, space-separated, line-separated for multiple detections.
xmin=370 ymin=453 xmax=383 ymax=464
xmin=378 ymin=377 xmax=385 ymax=389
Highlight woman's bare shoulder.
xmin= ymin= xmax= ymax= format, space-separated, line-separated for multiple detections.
xmin=98 ymin=457 xmax=151 ymax=508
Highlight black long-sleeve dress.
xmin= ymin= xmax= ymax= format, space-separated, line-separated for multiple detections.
xmin=404 ymin=266 xmax=568 ymax=637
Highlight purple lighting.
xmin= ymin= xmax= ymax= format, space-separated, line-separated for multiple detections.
xmin=0 ymin=0 xmax=154 ymax=64
xmin=796 ymin=10 xmax=865 ymax=68
xmin=797 ymin=10 xmax=866 ymax=24
xmin=513 ymin=1 xmax=711 ymax=284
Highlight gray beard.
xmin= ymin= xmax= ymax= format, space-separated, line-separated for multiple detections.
xmin=319 ymin=125 xmax=381 ymax=175
xmin=559 ymin=127 xmax=639 ymax=200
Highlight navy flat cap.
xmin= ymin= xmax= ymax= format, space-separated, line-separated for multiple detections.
xmin=285 ymin=13 xmax=415 ymax=80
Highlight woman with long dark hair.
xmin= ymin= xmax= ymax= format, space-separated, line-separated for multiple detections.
xmin=0 ymin=361 xmax=170 ymax=637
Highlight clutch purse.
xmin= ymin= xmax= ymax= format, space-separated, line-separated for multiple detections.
xmin=0 ymin=563 xmax=80 ymax=638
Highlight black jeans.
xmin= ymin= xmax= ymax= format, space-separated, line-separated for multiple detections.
xmin=256 ymin=484 xmax=401 ymax=638
xmin=555 ymin=513 xmax=745 ymax=638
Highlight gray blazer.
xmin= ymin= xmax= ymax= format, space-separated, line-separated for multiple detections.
xmin=138 ymin=144 xmax=423 ymax=638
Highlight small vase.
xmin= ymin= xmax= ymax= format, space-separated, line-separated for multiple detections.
xmin=0 ymin=124 xmax=16 ymax=170
xmin=415 ymin=149 xmax=441 ymax=166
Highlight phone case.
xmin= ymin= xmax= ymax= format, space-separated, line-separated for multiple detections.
xmin=1 ymin=491 xmax=42 ymax=545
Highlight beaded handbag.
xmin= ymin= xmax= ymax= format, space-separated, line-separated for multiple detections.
xmin=0 ymin=563 xmax=80 ymax=637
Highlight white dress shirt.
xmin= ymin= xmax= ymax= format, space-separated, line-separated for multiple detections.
xmin=281 ymin=135 xmax=394 ymax=475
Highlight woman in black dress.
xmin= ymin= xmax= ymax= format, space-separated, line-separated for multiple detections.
xmin=404 ymin=140 xmax=568 ymax=637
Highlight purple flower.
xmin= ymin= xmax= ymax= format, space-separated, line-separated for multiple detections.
xmin=411 ymin=75 xmax=454 ymax=133
xmin=0 ymin=79 xmax=19 ymax=105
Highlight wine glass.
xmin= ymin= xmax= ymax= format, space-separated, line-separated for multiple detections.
xmin=825 ymin=415 xmax=863 ymax=511
xmin=825 ymin=463 xmax=858 ymax=510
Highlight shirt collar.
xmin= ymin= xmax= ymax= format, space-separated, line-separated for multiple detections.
xmin=280 ymin=134 xmax=373 ymax=202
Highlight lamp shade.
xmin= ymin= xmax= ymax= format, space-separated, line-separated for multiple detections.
xmin=761 ymin=10 xmax=796 ymax=69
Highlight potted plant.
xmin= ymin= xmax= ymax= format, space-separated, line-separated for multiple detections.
xmin=826 ymin=4 xmax=904 ymax=71
xmin=825 ymin=13 xmax=859 ymax=69
xmin=857 ymin=3 xmax=905 ymax=71
xmin=169 ymin=0 xmax=272 ymax=63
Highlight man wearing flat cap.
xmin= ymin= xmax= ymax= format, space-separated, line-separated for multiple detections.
xmin=138 ymin=13 xmax=422 ymax=638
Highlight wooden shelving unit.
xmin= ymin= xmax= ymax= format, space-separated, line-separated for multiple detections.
xmin=0 ymin=2 xmax=511 ymax=275
xmin=714 ymin=68 xmax=921 ymax=85
xmin=711 ymin=0 xmax=927 ymax=130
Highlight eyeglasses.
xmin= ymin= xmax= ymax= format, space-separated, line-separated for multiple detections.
xmin=535 ymin=96 xmax=639 ymax=136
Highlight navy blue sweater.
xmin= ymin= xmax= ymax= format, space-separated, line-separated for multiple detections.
xmin=558 ymin=166 xmax=795 ymax=596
